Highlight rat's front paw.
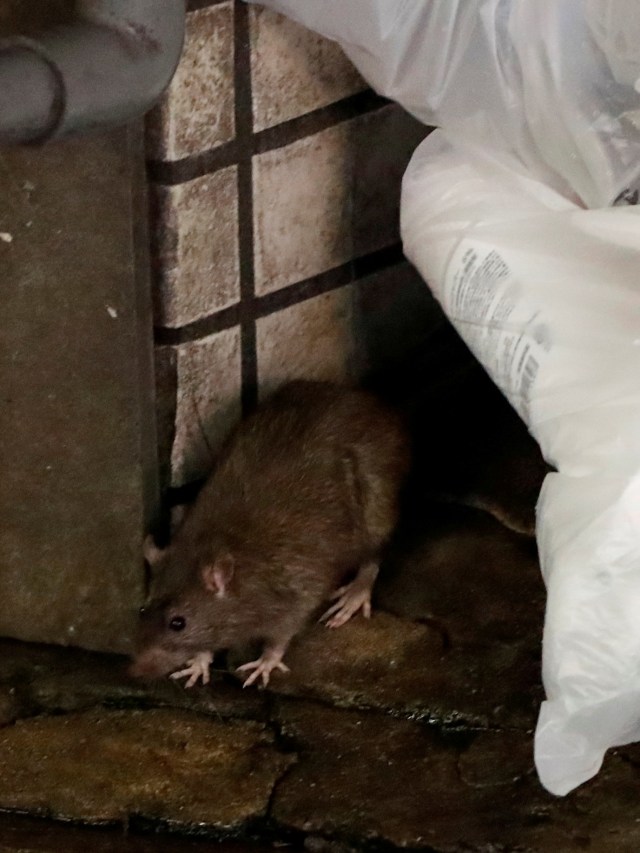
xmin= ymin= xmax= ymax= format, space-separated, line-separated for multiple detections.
xmin=236 ymin=649 xmax=289 ymax=688
xmin=170 ymin=651 xmax=213 ymax=688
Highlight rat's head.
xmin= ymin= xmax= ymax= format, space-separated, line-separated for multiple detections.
xmin=128 ymin=535 xmax=236 ymax=680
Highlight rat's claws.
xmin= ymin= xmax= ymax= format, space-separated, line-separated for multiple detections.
xmin=236 ymin=653 xmax=289 ymax=688
xmin=170 ymin=651 xmax=213 ymax=688
xmin=320 ymin=584 xmax=372 ymax=628
xmin=320 ymin=561 xmax=378 ymax=629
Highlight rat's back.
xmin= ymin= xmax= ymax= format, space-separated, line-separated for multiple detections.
xmin=182 ymin=381 xmax=409 ymax=571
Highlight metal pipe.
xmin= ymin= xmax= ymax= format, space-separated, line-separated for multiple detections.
xmin=0 ymin=1 xmax=185 ymax=145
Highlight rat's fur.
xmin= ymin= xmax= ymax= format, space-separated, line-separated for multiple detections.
xmin=131 ymin=381 xmax=409 ymax=682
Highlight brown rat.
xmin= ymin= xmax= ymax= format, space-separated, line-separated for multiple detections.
xmin=130 ymin=380 xmax=409 ymax=688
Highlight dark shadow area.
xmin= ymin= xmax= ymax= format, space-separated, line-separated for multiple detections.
xmin=356 ymin=261 xmax=550 ymax=537
xmin=0 ymin=0 xmax=77 ymax=36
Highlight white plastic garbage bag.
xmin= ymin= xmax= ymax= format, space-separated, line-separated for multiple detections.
xmin=245 ymin=0 xmax=640 ymax=207
xmin=401 ymin=131 xmax=640 ymax=795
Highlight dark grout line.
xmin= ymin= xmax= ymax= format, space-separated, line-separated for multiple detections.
xmin=186 ymin=0 xmax=230 ymax=11
xmin=258 ymin=242 xmax=406 ymax=319
xmin=234 ymin=0 xmax=259 ymax=415
xmin=256 ymin=262 xmax=353 ymax=319
xmin=154 ymin=303 xmax=240 ymax=346
xmin=253 ymin=90 xmax=389 ymax=154
xmin=147 ymin=139 xmax=239 ymax=186
xmin=154 ymin=243 xmax=406 ymax=346
xmin=146 ymin=91 xmax=390 ymax=187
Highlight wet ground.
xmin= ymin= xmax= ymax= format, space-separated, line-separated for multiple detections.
xmin=2 ymin=505 xmax=640 ymax=852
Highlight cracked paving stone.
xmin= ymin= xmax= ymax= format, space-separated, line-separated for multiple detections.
xmin=271 ymin=700 xmax=640 ymax=852
xmin=0 ymin=708 xmax=295 ymax=829
xmin=258 ymin=611 xmax=541 ymax=730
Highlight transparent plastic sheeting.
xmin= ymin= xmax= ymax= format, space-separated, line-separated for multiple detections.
xmin=401 ymin=132 xmax=640 ymax=796
xmin=245 ymin=0 xmax=640 ymax=794
xmin=245 ymin=0 xmax=640 ymax=208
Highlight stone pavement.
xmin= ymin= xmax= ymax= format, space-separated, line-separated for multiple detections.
xmin=1 ymin=505 xmax=640 ymax=852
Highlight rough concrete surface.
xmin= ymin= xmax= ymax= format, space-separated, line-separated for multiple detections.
xmin=0 ymin=125 xmax=156 ymax=654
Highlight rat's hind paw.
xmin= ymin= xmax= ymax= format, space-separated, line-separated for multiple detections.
xmin=320 ymin=560 xmax=379 ymax=629
xmin=320 ymin=583 xmax=372 ymax=628
xmin=170 ymin=651 xmax=214 ymax=688
xmin=236 ymin=650 xmax=290 ymax=688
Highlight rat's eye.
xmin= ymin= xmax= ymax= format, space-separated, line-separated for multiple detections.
xmin=169 ymin=615 xmax=186 ymax=632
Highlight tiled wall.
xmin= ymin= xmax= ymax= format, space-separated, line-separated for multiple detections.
xmin=146 ymin=0 xmax=430 ymax=490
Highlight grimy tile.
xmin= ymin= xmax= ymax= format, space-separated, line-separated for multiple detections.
xmin=151 ymin=166 xmax=240 ymax=328
xmin=256 ymin=287 xmax=356 ymax=398
xmin=146 ymin=3 xmax=235 ymax=161
xmin=253 ymin=124 xmax=353 ymax=295
xmin=169 ymin=326 xmax=242 ymax=487
xmin=252 ymin=107 xmax=427 ymax=297
xmin=250 ymin=5 xmax=365 ymax=132
xmin=352 ymin=104 xmax=429 ymax=257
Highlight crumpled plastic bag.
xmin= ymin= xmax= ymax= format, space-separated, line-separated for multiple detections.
xmin=245 ymin=0 xmax=640 ymax=794
xmin=245 ymin=0 xmax=640 ymax=207
xmin=401 ymin=132 xmax=640 ymax=794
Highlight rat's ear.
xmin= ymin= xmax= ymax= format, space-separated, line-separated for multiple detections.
xmin=143 ymin=534 xmax=165 ymax=567
xmin=201 ymin=552 xmax=235 ymax=598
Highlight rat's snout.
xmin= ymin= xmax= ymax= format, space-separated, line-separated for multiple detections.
xmin=128 ymin=647 xmax=180 ymax=680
